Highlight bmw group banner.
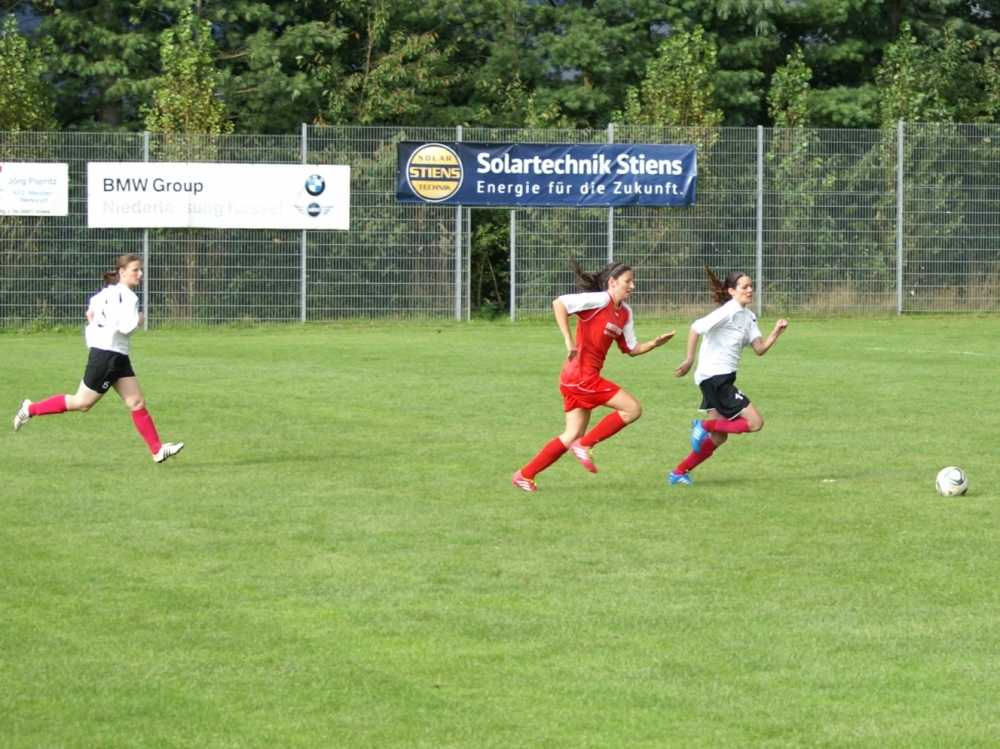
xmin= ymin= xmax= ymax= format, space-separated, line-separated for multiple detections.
xmin=87 ymin=162 xmax=350 ymax=229
xmin=396 ymin=142 xmax=696 ymax=207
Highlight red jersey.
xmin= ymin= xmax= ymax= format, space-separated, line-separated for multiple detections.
xmin=561 ymin=291 xmax=636 ymax=378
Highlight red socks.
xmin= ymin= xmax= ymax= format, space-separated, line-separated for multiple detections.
xmin=130 ymin=408 xmax=162 ymax=454
xmin=522 ymin=412 xmax=629 ymax=481
xmin=521 ymin=437 xmax=568 ymax=480
xmin=703 ymin=417 xmax=751 ymax=435
xmin=580 ymin=411 xmax=627 ymax=448
xmin=29 ymin=395 xmax=68 ymax=416
xmin=674 ymin=437 xmax=717 ymax=475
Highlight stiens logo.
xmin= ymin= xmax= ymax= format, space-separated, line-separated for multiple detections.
xmin=295 ymin=174 xmax=333 ymax=217
xmin=406 ymin=144 xmax=462 ymax=202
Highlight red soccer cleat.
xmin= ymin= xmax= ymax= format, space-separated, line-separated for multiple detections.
xmin=569 ymin=439 xmax=597 ymax=473
xmin=511 ymin=470 xmax=537 ymax=492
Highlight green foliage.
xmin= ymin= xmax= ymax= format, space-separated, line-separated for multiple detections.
xmin=471 ymin=74 xmax=571 ymax=129
xmin=297 ymin=1 xmax=458 ymax=126
xmin=143 ymin=7 xmax=232 ymax=135
xmin=615 ymin=26 xmax=724 ymax=127
xmin=767 ymin=46 xmax=811 ymax=128
xmin=0 ymin=15 xmax=56 ymax=131
xmin=470 ymin=209 xmax=511 ymax=318
xmin=35 ymin=0 xmax=188 ymax=128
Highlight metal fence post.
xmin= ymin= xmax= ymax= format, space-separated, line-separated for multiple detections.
xmin=456 ymin=125 xmax=463 ymax=321
xmin=142 ymin=131 xmax=150 ymax=330
xmin=897 ymin=121 xmax=904 ymax=315
xmin=301 ymin=123 xmax=308 ymax=323
xmin=510 ymin=209 xmax=516 ymax=321
xmin=756 ymin=125 xmax=763 ymax=317
xmin=607 ymin=123 xmax=614 ymax=263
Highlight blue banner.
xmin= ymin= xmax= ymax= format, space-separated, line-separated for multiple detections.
xmin=396 ymin=142 xmax=697 ymax=207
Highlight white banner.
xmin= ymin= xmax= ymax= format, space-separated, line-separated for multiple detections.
xmin=0 ymin=163 xmax=69 ymax=216
xmin=87 ymin=162 xmax=350 ymax=230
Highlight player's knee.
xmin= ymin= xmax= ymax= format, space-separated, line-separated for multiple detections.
xmin=622 ymin=403 xmax=642 ymax=424
xmin=75 ymin=400 xmax=92 ymax=413
xmin=748 ymin=415 xmax=764 ymax=431
xmin=126 ymin=395 xmax=146 ymax=411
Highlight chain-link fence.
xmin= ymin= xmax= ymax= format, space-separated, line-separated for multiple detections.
xmin=2 ymin=123 xmax=998 ymax=329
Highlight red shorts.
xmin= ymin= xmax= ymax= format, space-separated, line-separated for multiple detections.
xmin=559 ymin=358 xmax=621 ymax=412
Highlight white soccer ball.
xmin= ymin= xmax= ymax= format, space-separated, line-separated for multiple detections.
xmin=935 ymin=466 xmax=968 ymax=497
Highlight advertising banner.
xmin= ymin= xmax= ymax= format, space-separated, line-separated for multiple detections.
xmin=87 ymin=162 xmax=350 ymax=229
xmin=396 ymin=142 xmax=696 ymax=207
xmin=0 ymin=163 xmax=69 ymax=216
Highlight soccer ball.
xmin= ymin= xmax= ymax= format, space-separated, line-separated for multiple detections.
xmin=935 ymin=467 xmax=968 ymax=497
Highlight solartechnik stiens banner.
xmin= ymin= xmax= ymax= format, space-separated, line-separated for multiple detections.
xmin=88 ymin=162 xmax=351 ymax=229
xmin=396 ymin=142 xmax=697 ymax=207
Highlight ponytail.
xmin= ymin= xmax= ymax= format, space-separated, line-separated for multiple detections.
xmin=570 ymin=259 xmax=632 ymax=292
xmin=703 ymin=265 xmax=748 ymax=306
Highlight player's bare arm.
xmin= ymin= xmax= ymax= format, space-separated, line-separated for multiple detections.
xmin=628 ymin=330 xmax=675 ymax=356
xmin=552 ymin=298 xmax=577 ymax=360
xmin=751 ymin=318 xmax=789 ymax=356
xmin=675 ymin=327 xmax=701 ymax=377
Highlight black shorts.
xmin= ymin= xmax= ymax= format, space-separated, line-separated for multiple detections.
xmin=698 ymin=372 xmax=751 ymax=419
xmin=82 ymin=348 xmax=136 ymax=393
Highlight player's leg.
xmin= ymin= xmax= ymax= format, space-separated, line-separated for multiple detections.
xmin=671 ymin=408 xmax=725 ymax=485
xmin=19 ymin=380 xmax=103 ymax=423
xmin=114 ymin=377 xmax=183 ymax=462
xmin=702 ymin=403 xmax=763 ymax=435
xmin=513 ymin=408 xmax=591 ymax=490
xmin=570 ymin=389 xmax=639 ymax=473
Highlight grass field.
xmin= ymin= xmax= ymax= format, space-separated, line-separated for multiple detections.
xmin=3 ymin=316 xmax=1000 ymax=748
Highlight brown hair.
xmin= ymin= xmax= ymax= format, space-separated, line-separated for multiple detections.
xmin=704 ymin=265 xmax=748 ymax=306
xmin=102 ymin=254 xmax=141 ymax=286
xmin=570 ymin=259 xmax=632 ymax=292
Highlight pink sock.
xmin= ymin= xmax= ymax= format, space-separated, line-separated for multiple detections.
xmin=521 ymin=438 xmax=568 ymax=480
xmin=673 ymin=437 xmax=718 ymax=475
xmin=130 ymin=408 xmax=162 ymax=454
xmin=703 ymin=417 xmax=751 ymax=435
xmin=580 ymin=411 xmax=627 ymax=447
xmin=29 ymin=395 xmax=68 ymax=416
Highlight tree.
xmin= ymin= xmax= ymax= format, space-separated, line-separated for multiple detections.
xmin=34 ymin=0 xmax=189 ymax=128
xmin=143 ymin=6 xmax=232 ymax=134
xmin=768 ymin=45 xmax=811 ymax=127
xmin=0 ymin=15 xmax=56 ymax=131
xmin=295 ymin=0 xmax=458 ymax=126
xmin=615 ymin=25 xmax=723 ymax=127
xmin=771 ymin=0 xmax=1000 ymax=128
xmin=876 ymin=22 xmax=952 ymax=126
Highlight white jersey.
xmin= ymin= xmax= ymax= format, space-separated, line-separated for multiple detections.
xmin=85 ymin=283 xmax=141 ymax=355
xmin=692 ymin=299 xmax=762 ymax=384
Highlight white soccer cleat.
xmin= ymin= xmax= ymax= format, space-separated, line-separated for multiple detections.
xmin=13 ymin=399 xmax=31 ymax=431
xmin=153 ymin=442 xmax=184 ymax=463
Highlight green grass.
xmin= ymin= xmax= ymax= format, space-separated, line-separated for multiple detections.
xmin=2 ymin=316 xmax=1000 ymax=748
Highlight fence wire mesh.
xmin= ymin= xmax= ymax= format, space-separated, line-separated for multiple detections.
xmin=1 ymin=124 xmax=998 ymax=329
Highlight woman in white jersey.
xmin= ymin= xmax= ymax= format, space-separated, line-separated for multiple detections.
xmin=668 ymin=266 xmax=787 ymax=485
xmin=13 ymin=254 xmax=184 ymax=463
xmin=512 ymin=260 xmax=674 ymax=492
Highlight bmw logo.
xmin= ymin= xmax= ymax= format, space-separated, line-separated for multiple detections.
xmin=307 ymin=203 xmax=321 ymax=217
xmin=305 ymin=174 xmax=325 ymax=196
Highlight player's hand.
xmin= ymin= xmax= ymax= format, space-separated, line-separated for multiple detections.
xmin=138 ymin=312 xmax=146 ymax=325
xmin=654 ymin=331 xmax=675 ymax=347
xmin=675 ymin=358 xmax=693 ymax=378
xmin=773 ymin=318 xmax=788 ymax=336
xmin=566 ymin=346 xmax=578 ymax=361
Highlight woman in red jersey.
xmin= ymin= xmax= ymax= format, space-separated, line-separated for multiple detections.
xmin=512 ymin=260 xmax=674 ymax=492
